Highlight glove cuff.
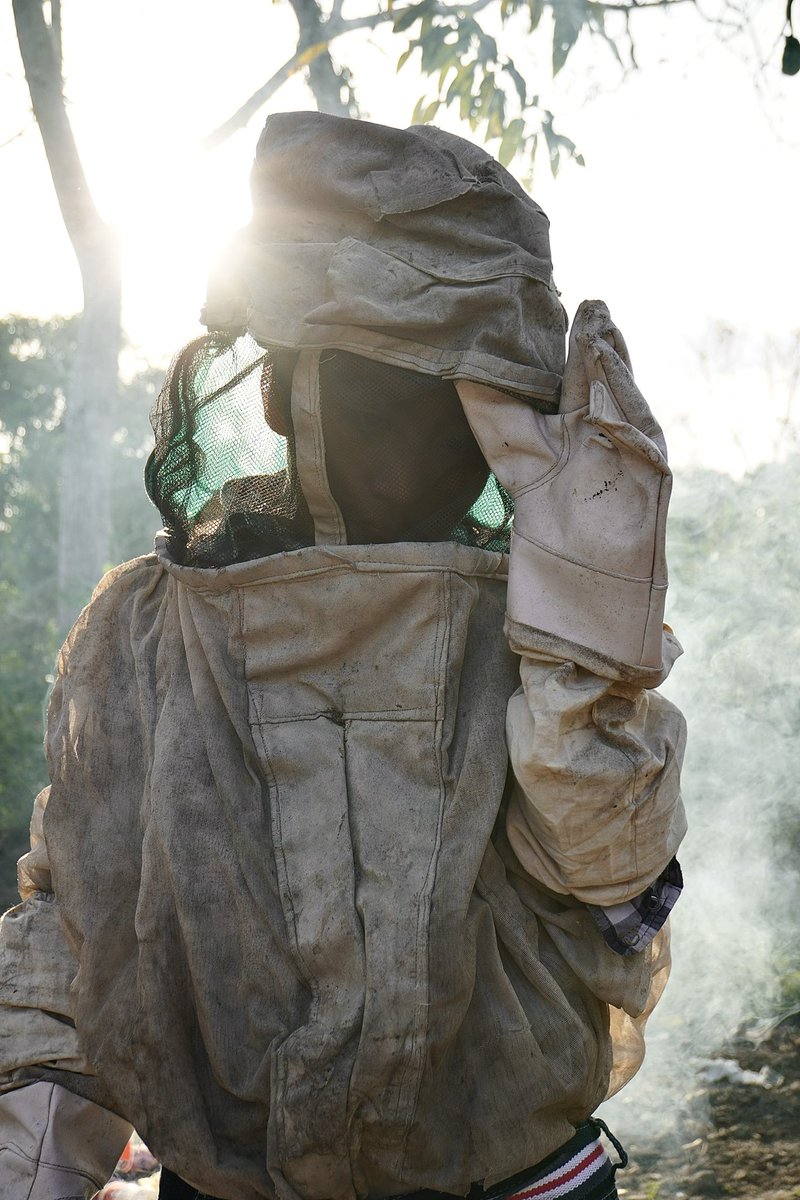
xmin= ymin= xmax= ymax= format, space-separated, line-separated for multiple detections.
xmin=506 ymin=528 xmax=681 ymax=684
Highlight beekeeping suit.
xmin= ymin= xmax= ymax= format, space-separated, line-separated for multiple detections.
xmin=0 ymin=113 xmax=686 ymax=1200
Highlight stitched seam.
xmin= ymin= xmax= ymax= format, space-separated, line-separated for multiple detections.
xmin=2 ymin=1142 xmax=100 ymax=1184
xmin=512 ymin=527 xmax=658 ymax=583
xmin=512 ymin=417 xmax=570 ymax=497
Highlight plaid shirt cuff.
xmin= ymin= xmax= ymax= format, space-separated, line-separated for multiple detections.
xmin=587 ymin=858 xmax=683 ymax=956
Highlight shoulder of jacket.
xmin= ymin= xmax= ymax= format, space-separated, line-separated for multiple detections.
xmin=88 ymin=553 xmax=164 ymax=604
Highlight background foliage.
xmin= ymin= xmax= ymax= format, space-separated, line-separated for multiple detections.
xmin=0 ymin=317 xmax=160 ymax=898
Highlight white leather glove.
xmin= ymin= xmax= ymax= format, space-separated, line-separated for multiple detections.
xmin=0 ymin=1081 xmax=131 ymax=1199
xmin=457 ymin=299 xmax=680 ymax=684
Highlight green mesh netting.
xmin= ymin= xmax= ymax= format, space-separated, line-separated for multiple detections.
xmin=146 ymin=335 xmax=513 ymax=567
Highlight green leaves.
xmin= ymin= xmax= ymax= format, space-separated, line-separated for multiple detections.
xmin=0 ymin=317 xmax=160 ymax=904
xmin=391 ymin=0 xmax=437 ymax=35
xmin=389 ymin=0 xmax=793 ymax=174
xmin=504 ymin=58 xmax=528 ymax=107
xmin=552 ymin=0 xmax=587 ymax=75
xmin=394 ymin=1 xmax=592 ymax=175
xmin=527 ymin=0 xmax=545 ymax=30
xmin=542 ymin=110 xmax=584 ymax=173
xmin=495 ymin=0 xmax=544 ymax=27
xmin=497 ymin=117 xmax=526 ymax=166
xmin=410 ymin=95 xmax=442 ymax=123
xmin=482 ymin=78 xmax=506 ymax=139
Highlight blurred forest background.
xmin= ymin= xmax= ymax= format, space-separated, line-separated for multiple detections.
xmin=2 ymin=0 xmax=800 ymax=1175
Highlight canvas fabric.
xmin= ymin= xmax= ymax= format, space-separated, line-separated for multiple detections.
xmin=0 ymin=112 xmax=686 ymax=1200
xmin=0 ymin=1081 xmax=130 ymax=1199
xmin=0 ymin=306 xmax=685 ymax=1200
xmin=202 ymin=112 xmax=568 ymax=409
xmin=0 ymin=534 xmax=680 ymax=1200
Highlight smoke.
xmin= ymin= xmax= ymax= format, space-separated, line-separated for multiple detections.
xmin=657 ymin=322 xmax=800 ymax=478
xmin=600 ymin=456 xmax=800 ymax=1145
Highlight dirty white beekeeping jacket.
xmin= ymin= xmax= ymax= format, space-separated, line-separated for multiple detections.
xmin=0 ymin=113 xmax=687 ymax=1200
xmin=0 ymin=532 xmax=684 ymax=1200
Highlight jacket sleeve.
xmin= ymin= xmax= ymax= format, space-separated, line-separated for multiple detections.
xmin=0 ymin=791 xmax=133 ymax=1196
xmin=0 ymin=561 xmax=163 ymax=1193
xmin=0 ymin=552 xmax=164 ymax=1101
xmin=0 ymin=1080 xmax=131 ymax=1199
xmin=504 ymin=643 xmax=687 ymax=910
xmin=0 ymin=788 xmax=89 ymax=1085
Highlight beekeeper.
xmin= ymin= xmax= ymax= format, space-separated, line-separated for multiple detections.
xmin=0 ymin=112 xmax=686 ymax=1200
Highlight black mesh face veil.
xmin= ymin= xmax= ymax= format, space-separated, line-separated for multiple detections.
xmin=145 ymin=334 xmax=313 ymax=567
xmin=317 ymin=351 xmax=514 ymax=551
xmin=145 ymin=335 xmax=514 ymax=567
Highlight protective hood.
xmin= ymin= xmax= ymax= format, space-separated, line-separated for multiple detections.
xmin=202 ymin=111 xmax=567 ymax=407
xmin=147 ymin=113 xmax=566 ymax=566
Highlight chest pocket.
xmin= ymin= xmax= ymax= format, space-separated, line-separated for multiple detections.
xmin=240 ymin=563 xmax=454 ymax=1190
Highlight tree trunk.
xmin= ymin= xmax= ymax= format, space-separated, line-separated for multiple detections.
xmin=12 ymin=0 xmax=121 ymax=632
xmin=56 ymin=232 xmax=121 ymax=628
xmin=288 ymin=0 xmax=353 ymax=116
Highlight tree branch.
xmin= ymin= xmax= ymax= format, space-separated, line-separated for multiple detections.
xmin=202 ymin=44 xmax=329 ymax=149
xmin=598 ymin=0 xmax=695 ymax=9
xmin=202 ymin=1 xmax=390 ymax=145
xmin=12 ymin=0 xmax=114 ymax=281
xmin=201 ymin=5 xmax=396 ymax=146
xmin=287 ymin=0 xmax=352 ymax=115
xmin=50 ymin=0 xmax=61 ymax=74
xmin=0 ymin=127 xmax=26 ymax=149
xmin=202 ymin=0 xmax=695 ymax=150
xmin=13 ymin=0 xmax=121 ymax=626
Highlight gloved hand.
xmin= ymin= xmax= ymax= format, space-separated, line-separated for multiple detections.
xmin=0 ymin=1081 xmax=131 ymax=1199
xmin=456 ymin=299 xmax=680 ymax=684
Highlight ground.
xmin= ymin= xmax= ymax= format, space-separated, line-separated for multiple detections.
xmin=616 ymin=1016 xmax=800 ymax=1200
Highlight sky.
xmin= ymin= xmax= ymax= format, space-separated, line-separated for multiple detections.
xmin=1 ymin=0 xmax=798 ymax=474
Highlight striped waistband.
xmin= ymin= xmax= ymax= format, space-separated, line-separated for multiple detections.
xmin=483 ymin=1119 xmax=625 ymax=1200
xmin=158 ymin=1120 xmax=626 ymax=1200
